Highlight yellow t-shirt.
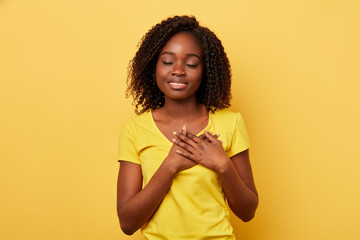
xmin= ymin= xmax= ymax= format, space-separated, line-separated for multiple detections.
xmin=118 ymin=109 xmax=250 ymax=240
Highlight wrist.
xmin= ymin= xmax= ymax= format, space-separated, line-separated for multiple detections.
xmin=162 ymin=157 xmax=179 ymax=177
xmin=215 ymin=156 xmax=233 ymax=175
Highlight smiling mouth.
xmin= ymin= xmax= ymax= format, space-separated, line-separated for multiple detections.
xmin=168 ymin=82 xmax=188 ymax=90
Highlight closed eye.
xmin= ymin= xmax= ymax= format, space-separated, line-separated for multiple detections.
xmin=162 ymin=61 xmax=173 ymax=65
xmin=186 ymin=64 xmax=198 ymax=68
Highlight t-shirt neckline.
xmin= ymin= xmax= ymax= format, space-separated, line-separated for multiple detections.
xmin=148 ymin=110 xmax=212 ymax=145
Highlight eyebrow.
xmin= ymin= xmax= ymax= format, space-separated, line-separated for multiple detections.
xmin=160 ymin=51 xmax=201 ymax=60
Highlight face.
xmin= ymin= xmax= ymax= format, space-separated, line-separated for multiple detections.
xmin=155 ymin=31 xmax=203 ymax=102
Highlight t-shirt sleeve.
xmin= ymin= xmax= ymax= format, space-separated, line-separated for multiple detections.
xmin=117 ymin=123 xmax=140 ymax=164
xmin=227 ymin=113 xmax=250 ymax=157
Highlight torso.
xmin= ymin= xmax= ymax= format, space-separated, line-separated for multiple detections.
xmin=118 ymin=109 xmax=250 ymax=239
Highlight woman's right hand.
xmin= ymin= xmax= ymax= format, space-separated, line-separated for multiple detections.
xmin=165 ymin=143 xmax=197 ymax=173
xmin=163 ymin=126 xmax=197 ymax=174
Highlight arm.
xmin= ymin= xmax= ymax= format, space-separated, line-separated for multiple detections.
xmin=117 ymin=160 xmax=176 ymax=235
xmin=172 ymin=130 xmax=258 ymax=222
xmin=117 ymin=134 xmax=197 ymax=235
xmin=218 ymin=149 xmax=258 ymax=222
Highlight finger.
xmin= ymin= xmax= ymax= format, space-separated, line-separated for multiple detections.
xmin=201 ymin=132 xmax=219 ymax=138
xmin=186 ymin=132 xmax=201 ymax=143
xmin=199 ymin=134 xmax=210 ymax=142
xmin=213 ymin=133 xmax=222 ymax=143
xmin=172 ymin=138 xmax=195 ymax=153
xmin=199 ymin=134 xmax=212 ymax=143
xmin=175 ymin=149 xmax=191 ymax=159
xmin=204 ymin=130 xmax=221 ymax=143
xmin=175 ymin=150 xmax=199 ymax=163
xmin=183 ymin=125 xmax=187 ymax=134
xmin=207 ymin=131 xmax=221 ymax=139
xmin=199 ymin=131 xmax=219 ymax=143
xmin=173 ymin=131 xmax=198 ymax=148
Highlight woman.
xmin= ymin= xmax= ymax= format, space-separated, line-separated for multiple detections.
xmin=117 ymin=15 xmax=258 ymax=239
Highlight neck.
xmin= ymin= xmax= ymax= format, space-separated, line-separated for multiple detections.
xmin=160 ymin=97 xmax=206 ymax=120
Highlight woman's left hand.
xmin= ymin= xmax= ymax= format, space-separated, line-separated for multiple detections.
xmin=172 ymin=130 xmax=230 ymax=173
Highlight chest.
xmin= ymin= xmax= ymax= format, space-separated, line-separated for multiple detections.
xmin=136 ymin=129 xmax=232 ymax=186
xmin=154 ymin=116 xmax=209 ymax=142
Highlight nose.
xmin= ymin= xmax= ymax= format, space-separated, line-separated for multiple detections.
xmin=171 ymin=62 xmax=186 ymax=77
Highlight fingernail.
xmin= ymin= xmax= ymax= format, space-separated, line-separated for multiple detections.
xmin=182 ymin=125 xmax=186 ymax=130
xmin=209 ymin=131 xmax=213 ymax=134
xmin=172 ymin=138 xmax=176 ymax=142
xmin=220 ymin=140 xmax=223 ymax=143
xmin=173 ymin=131 xmax=177 ymax=135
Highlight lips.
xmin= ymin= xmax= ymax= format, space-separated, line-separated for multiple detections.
xmin=168 ymin=81 xmax=188 ymax=90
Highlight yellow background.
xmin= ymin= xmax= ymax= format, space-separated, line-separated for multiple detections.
xmin=1 ymin=0 xmax=359 ymax=239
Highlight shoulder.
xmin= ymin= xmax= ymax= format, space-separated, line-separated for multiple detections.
xmin=211 ymin=109 xmax=244 ymax=123
xmin=121 ymin=111 xmax=152 ymax=132
xmin=211 ymin=109 xmax=250 ymax=155
xmin=211 ymin=109 xmax=247 ymax=136
xmin=119 ymin=111 xmax=154 ymax=150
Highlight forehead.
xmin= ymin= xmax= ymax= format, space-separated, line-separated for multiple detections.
xmin=160 ymin=32 xmax=202 ymax=55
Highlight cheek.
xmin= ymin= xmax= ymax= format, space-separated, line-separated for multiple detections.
xmin=191 ymin=69 xmax=204 ymax=85
xmin=155 ymin=64 xmax=168 ymax=81
xmin=155 ymin=65 xmax=167 ymax=92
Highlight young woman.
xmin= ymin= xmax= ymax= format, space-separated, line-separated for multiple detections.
xmin=117 ymin=15 xmax=258 ymax=240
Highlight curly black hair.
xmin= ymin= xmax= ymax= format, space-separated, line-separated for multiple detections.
xmin=126 ymin=15 xmax=232 ymax=114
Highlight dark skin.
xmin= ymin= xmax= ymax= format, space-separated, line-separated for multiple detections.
xmin=117 ymin=32 xmax=258 ymax=235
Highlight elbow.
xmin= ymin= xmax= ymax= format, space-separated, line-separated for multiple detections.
xmin=239 ymin=212 xmax=255 ymax=222
xmin=232 ymin=198 xmax=258 ymax=223
xmin=120 ymin=223 xmax=137 ymax=236
xmin=118 ymin=215 xmax=139 ymax=235
xmin=117 ymin=209 xmax=138 ymax=235
xmin=237 ymin=208 xmax=257 ymax=222
xmin=232 ymin=206 xmax=257 ymax=223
